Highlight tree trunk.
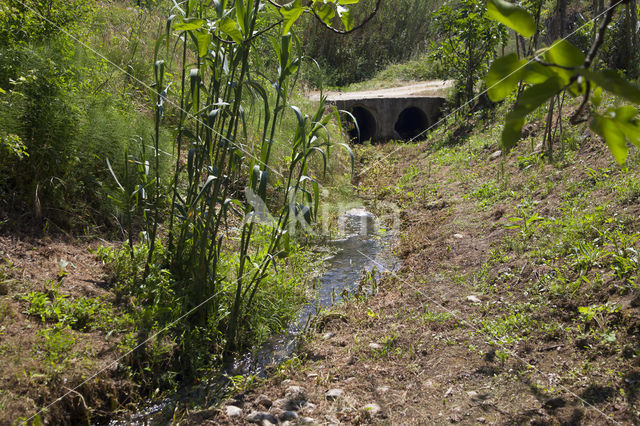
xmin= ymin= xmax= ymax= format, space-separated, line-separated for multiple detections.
xmin=554 ymin=0 xmax=567 ymax=39
xmin=626 ymin=3 xmax=633 ymax=71
xmin=629 ymin=0 xmax=638 ymax=75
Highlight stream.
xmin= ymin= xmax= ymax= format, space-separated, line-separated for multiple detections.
xmin=231 ymin=208 xmax=398 ymax=376
xmin=113 ymin=208 xmax=397 ymax=424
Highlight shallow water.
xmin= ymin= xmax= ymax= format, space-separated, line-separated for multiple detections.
xmin=112 ymin=209 xmax=397 ymax=424
xmin=232 ymin=208 xmax=398 ymax=375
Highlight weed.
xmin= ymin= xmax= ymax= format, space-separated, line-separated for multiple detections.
xmin=22 ymin=282 xmax=130 ymax=332
xmin=478 ymin=305 xmax=535 ymax=346
xmin=505 ymin=200 xmax=547 ymax=244
xmin=420 ymin=308 xmax=454 ymax=324
xmin=35 ymin=326 xmax=76 ymax=370
xmin=465 ymin=179 xmax=507 ymax=209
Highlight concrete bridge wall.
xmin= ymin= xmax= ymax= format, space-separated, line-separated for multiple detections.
xmin=328 ymin=96 xmax=446 ymax=142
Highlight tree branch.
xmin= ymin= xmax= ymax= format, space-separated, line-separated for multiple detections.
xmin=267 ymin=0 xmax=382 ymax=35
xmin=571 ymin=0 xmax=626 ymax=123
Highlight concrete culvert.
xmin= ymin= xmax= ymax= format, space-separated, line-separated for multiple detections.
xmin=349 ymin=106 xmax=377 ymax=143
xmin=394 ymin=106 xmax=429 ymax=140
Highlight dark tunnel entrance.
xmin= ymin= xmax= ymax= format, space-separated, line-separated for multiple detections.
xmin=394 ymin=107 xmax=429 ymax=140
xmin=348 ymin=106 xmax=377 ymax=143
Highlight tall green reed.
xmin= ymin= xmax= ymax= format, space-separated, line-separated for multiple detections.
xmin=142 ymin=0 xmax=358 ymax=358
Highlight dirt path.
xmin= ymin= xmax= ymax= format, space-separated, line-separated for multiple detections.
xmin=308 ymin=80 xmax=454 ymax=102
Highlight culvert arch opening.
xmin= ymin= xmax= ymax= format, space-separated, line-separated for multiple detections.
xmin=348 ymin=106 xmax=377 ymax=143
xmin=395 ymin=106 xmax=429 ymax=140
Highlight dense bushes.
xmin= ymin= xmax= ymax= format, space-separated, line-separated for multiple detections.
xmin=0 ymin=1 xmax=171 ymax=230
xmin=301 ymin=0 xmax=442 ymax=87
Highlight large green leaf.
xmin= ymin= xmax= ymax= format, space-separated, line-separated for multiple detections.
xmin=501 ymin=117 xmax=525 ymax=150
xmin=337 ymin=5 xmax=354 ymax=31
xmin=280 ymin=0 xmax=305 ymax=35
xmin=195 ymin=30 xmax=211 ymax=57
xmin=219 ymin=17 xmax=244 ymax=43
xmin=583 ymin=70 xmax=640 ymax=104
xmin=545 ymin=39 xmax=584 ymax=67
xmin=314 ymin=3 xmax=336 ymax=26
xmin=486 ymin=53 xmax=526 ymax=102
xmin=509 ymin=77 xmax=563 ymax=120
xmin=174 ymin=18 xmax=206 ymax=32
xmin=521 ymin=61 xmax=558 ymax=84
xmin=543 ymin=39 xmax=583 ymax=84
xmin=612 ymin=106 xmax=640 ymax=147
xmin=591 ymin=115 xmax=628 ymax=164
xmin=501 ymin=77 xmax=563 ymax=149
xmin=487 ymin=0 xmax=536 ymax=38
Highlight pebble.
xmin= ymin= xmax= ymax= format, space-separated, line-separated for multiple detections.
xmin=466 ymin=295 xmax=481 ymax=303
xmin=299 ymin=417 xmax=316 ymax=425
xmin=362 ymin=403 xmax=381 ymax=416
xmin=325 ymin=388 xmax=344 ymax=401
xmin=246 ymin=411 xmax=277 ymax=424
xmin=273 ymin=398 xmax=289 ymax=409
xmin=225 ymin=405 xmax=243 ymax=417
xmin=301 ymin=402 xmax=316 ymax=414
xmin=368 ymin=342 xmax=382 ymax=350
xmin=490 ymin=150 xmax=502 ymax=160
xmin=269 ymin=407 xmax=283 ymax=418
xmin=285 ymin=385 xmax=307 ymax=408
xmin=466 ymin=391 xmax=478 ymax=398
xmin=453 ymin=233 xmax=464 ymax=239
xmin=477 ymin=417 xmax=487 ymax=423
xmin=444 ymin=386 xmax=454 ymax=398
xmin=279 ymin=410 xmax=299 ymax=421
xmin=255 ymin=394 xmax=272 ymax=409
xmin=376 ymin=386 xmax=390 ymax=393
xmin=285 ymin=385 xmax=307 ymax=402
xmin=323 ymin=332 xmax=335 ymax=340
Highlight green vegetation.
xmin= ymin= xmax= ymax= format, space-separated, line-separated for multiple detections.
xmin=2 ymin=0 xmax=640 ymax=424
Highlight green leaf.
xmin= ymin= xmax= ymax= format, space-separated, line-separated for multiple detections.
xmin=545 ymin=39 xmax=585 ymax=67
xmin=338 ymin=0 xmax=359 ymax=4
xmin=337 ymin=142 xmax=355 ymax=174
xmin=236 ymin=0 xmax=247 ymax=35
xmin=173 ymin=18 xmax=206 ymax=32
xmin=337 ymin=5 xmax=354 ymax=31
xmin=612 ymin=106 xmax=640 ymax=147
xmin=280 ymin=0 xmax=305 ymax=35
xmin=591 ymin=86 xmax=603 ymax=108
xmin=543 ymin=40 xmax=583 ymax=84
xmin=521 ymin=61 xmax=558 ymax=84
xmin=487 ymin=0 xmax=536 ymax=38
xmin=219 ymin=17 xmax=244 ymax=43
xmin=314 ymin=3 xmax=336 ymax=26
xmin=486 ymin=53 xmax=526 ymax=102
xmin=501 ymin=117 xmax=525 ymax=150
xmin=509 ymin=77 xmax=563 ymax=120
xmin=501 ymin=77 xmax=563 ymax=149
xmin=583 ymin=69 xmax=640 ymax=104
xmin=195 ymin=30 xmax=211 ymax=57
xmin=590 ymin=114 xmax=628 ymax=164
